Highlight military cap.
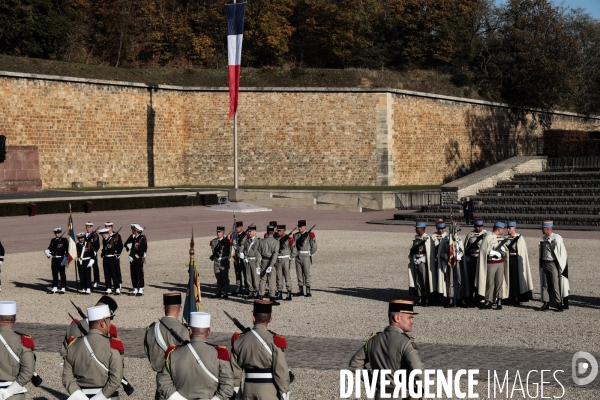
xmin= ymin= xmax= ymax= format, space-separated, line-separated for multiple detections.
xmin=104 ymin=221 xmax=114 ymax=226
xmin=474 ymin=218 xmax=484 ymax=226
xmin=0 ymin=301 xmax=17 ymax=315
xmin=76 ymin=232 xmax=86 ymax=238
xmin=542 ymin=220 xmax=553 ymax=228
xmin=494 ymin=221 xmax=505 ymax=229
xmin=253 ymin=300 xmax=272 ymax=314
xmin=235 ymin=221 xmax=244 ymax=228
xmin=247 ymin=225 xmax=256 ymax=231
xmin=297 ymin=220 xmax=307 ymax=227
xmin=435 ymin=220 xmax=446 ymax=229
xmin=87 ymin=305 xmax=110 ymax=322
xmin=53 ymin=227 xmax=62 ymax=233
xmin=507 ymin=221 xmax=517 ymax=227
xmin=266 ymin=225 xmax=275 ymax=232
xmin=98 ymin=295 xmax=118 ymax=313
xmin=389 ymin=299 xmax=418 ymax=315
xmin=98 ymin=228 xmax=109 ymax=234
xmin=85 ymin=221 xmax=94 ymax=226
xmin=269 ymin=221 xmax=278 ymax=227
xmin=132 ymin=224 xmax=143 ymax=232
xmin=415 ymin=220 xmax=427 ymax=228
xmin=216 ymin=226 xmax=225 ymax=232
xmin=455 ymin=223 xmax=462 ymax=231
xmin=190 ymin=312 xmax=211 ymax=328
xmin=163 ymin=292 xmax=182 ymax=306
xmin=277 ymin=225 xmax=286 ymax=230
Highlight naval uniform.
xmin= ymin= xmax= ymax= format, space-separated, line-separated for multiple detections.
xmin=125 ymin=234 xmax=147 ymax=291
xmin=85 ymin=232 xmax=101 ymax=289
xmin=47 ymin=235 xmax=69 ymax=290
xmin=101 ymin=235 xmax=121 ymax=293
xmin=0 ymin=326 xmax=36 ymax=400
xmin=76 ymin=240 xmax=95 ymax=293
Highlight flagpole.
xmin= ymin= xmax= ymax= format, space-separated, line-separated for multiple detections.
xmin=233 ymin=0 xmax=238 ymax=191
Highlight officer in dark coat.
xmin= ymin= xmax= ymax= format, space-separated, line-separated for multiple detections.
xmin=45 ymin=227 xmax=69 ymax=294
xmin=124 ymin=224 xmax=147 ymax=297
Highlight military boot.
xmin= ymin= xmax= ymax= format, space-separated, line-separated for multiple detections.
xmin=285 ymin=292 xmax=292 ymax=301
xmin=276 ymin=291 xmax=283 ymax=301
xmin=539 ymin=302 xmax=549 ymax=311
xmin=270 ymin=297 xmax=281 ymax=306
xmin=296 ymin=286 xmax=304 ymax=296
xmin=496 ymin=299 xmax=502 ymax=310
xmin=305 ymin=286 xmax=312 ymax=297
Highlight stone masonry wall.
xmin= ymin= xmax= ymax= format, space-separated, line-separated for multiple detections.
xmin=0 ymin=72 xmax=599 ymax=189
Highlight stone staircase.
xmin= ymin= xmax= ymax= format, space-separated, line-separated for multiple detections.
xmin=393 ymin=171 xmax=600 ymax=227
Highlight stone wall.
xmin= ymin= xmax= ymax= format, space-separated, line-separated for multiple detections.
xmin=0 ymin=146 xmax=42 ymax=193
xmin=0 ymin=71 xmax=599 ymax=189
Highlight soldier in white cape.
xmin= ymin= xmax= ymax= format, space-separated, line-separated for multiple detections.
xmin=505 ymin=221 xmax=534 ymax=306
xmin=539 ymin=220 xmax=569 ymax=312
xmin=475 ymin=222 xmax=509 ymax=309
xmin=408 ymin=221 xmax=437 ymax=307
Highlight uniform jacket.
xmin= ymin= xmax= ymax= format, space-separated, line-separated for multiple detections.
xmin=349 ymin=325 xmax=423 ymax=393
xmin=126 ymin=234 xmax=147 ymax=262
xmin=62 ymin=329 xmax=124 ymax=398
xmin=231 ymin=324 xmax=290 ymax=394
xmin=438 ymin=234 xmax=469 ymax=297
xmin=76 ymin=241 xmax=95 ymax=265
xmin=294 ymin=230 xmax=317 ymax=257
xmin=157 ymin=337 xmax=233 ymax=400
xmin=257 ymin=237 xmax=280 ymax=269
xmin=407 ymin=234 xmax=437 ymax=296
xmin=539 ymin=233 xmax=569 ymax=303
xmin=475 ymin=233 xmax=509 ymax=299
xmin=144 ymin=316 xmax=190 ymax=372
xmin=48 ymin=237 xmax=69 ymax=258
xmin=464 ymin=230 xmax=488 ymax=259
xmin=210 ymin=237 xmax=231 ymax=267
xmin=85 ymin=232 xmax=100 ymax=256
xmin=0 ymin=326 xmax=35 ymax=390
xmin=506 ymin=234 xmax=534 ymax=300
xmin=241 ymin=236 xmax=260 ymax=268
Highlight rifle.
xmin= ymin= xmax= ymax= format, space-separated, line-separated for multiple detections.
xmin=231 ymin=224 xmax=253 ymax=259
xmin=79 ymin=226 xmax=99 ymax=262
xmin=223 ymin=311 xmax=295 ymax=383
xmin=70 ymin=300 xmax=87 ymax=320
xmin=68 ymin=313 xmax=135 ymax=396
xmin=279 ymin=227 xmax=297 ymax=248
xmin=209 ymin=229 xmax=233 ymax=261
xmin=465 ymin=233 xmax=485 ymax=254
xmin=109 ymin=227 xmax=122 ymax=240
xmin=295 ymin=224 xmax=317 ymax=250
xmin=102 ymin=227 xmax=123 ymax=257
xmin=12 ymin=331 xmax=43 ymax=387
xmin=158 ymin=320 xmax=190 ymax=345
xmin=409 ymin=239 xmax=425 ymax=256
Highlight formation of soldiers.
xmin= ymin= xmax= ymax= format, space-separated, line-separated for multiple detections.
xmin=408 ymin=218 xmax=569 ymax=311
xmin=45 ymin=222 xmax=147 ymax=297
xmin=210 ymin=219 xmax=317 ymax=306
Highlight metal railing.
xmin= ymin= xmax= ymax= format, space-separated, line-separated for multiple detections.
xmin=546 ymin=157 xmax=600 ymax=171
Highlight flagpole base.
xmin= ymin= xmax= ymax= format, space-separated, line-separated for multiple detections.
xmin=229 ymin=189 xmax=244 ymax=202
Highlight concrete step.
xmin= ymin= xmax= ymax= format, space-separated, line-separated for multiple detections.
xmin=393 ymin=212 xmax=600 ymax=226
xmin=512 ymin=171 xmax=600 ymax=181
xmin=495 ymin=180 xmax=600 ymax=188
xmin=470 ymin=195 xmax=600 ymax=206
xmin=479 ymin=187 xmax=600 ymax=196
xmin=313 ymin=203 xmax=363 ymax=212
xmin=422 ymin=204 xmax=600 ymax=216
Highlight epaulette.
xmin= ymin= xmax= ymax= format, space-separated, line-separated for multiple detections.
xmin=288 ymin=237 xmax=294 ymax=245
xmin=215 ymin=345 xmax=230 ymax=361
xmin=70 ymin=318 xmax=79 ymax=325
xmin=231 ymin=332 xmax=241 ymax=345
xmin=309 ymin=232 xmax=316 ymax=239
xmin=209 ymin=240 xmax=213 ymax=246
xmin=109 ymin=324 xmax=118 ymax=337
xmin=363 ymin=332 xmax=379 ymax=356
xmin=165 ymin=344 xmax=178 ymax=359
xmin=67 ymin=337 xmax=78 ymax=347
xmin=110 ymin=337 xmax=125 ymax=354
xmin=273 ymin=334 xmax=287 ymax=350
xmin=20 ymin=334 xmax=35 ymax=349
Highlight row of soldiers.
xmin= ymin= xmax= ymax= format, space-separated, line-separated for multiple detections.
xmin=408 ymin=218 xmax=569 ymax=311
xmin=45 ymin=222 xmax=148 ymax=296
xmin=210 ymin=219 xmax=317 ymax=305
xmin=0 ymin=293 xmax=291 ymax=400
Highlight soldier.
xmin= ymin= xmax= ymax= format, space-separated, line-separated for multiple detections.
xmin=104 ymin=222 xmax=123 ymax=293
xmin=124 ymin=224 xmax=147 ymax=297
xmin=0 ymin=301 xmax=36 ymax=400
xmin=408 ymin=221 xmax=436 ymax=307
xmin=294 ymin=220 xmax=317 ymax=297
xmin=157 ymin=312 xmax=233 ymax=400
xmin=257 ymin=225 xmax=280 ymax=305
xmin=231 ymin=221 xmax=249 ymax=296
xmin=504 ymin=222 xmax=534 ymax=306
xmin=265 ymin=221 xmax=278 ymax=238
xmin=230 ymin=300 xmax=290 ymax=400
xmin=432 ymin=220 xmax=448 ymax=306
xmin=539 ymin=220 xmax=570 ymax=312
xmin=443 ymin=223 xmax=470 ymax=307
xmin=62 ymin=304 xmax=124 ymax=400
xmin=0 ymin=239 xmax=4 ymax=292
xmin=144 ymin=293 xmax=190 ymax=400
xmin=349 ymin=299 xmax=423 ymax=399
xmin=99 ymin=229 xmax=117 ymax=295
xmin=240 ymin=225 xmax=260 ymax=299
xmin=438 ymin=222 xmax=467 ymax=308
xmin=464 ymin=218 xmax=487 ymax=302
xmin=60 ymin=296 xmax=119 ymax=358
xmin=210 ymin=226 xmax=231 ymax=299
xmin=45 ymin=227 xmax=69 ymax=294
xmin=275 ymin=225 xmax=294 ymax=301
xmin=76 ymin=232 xmax=94 ymax=295
xmin=84 ymin=222 xmax=101 ymax=291
xmin=476 ymin=222 xmax=509 ymax=310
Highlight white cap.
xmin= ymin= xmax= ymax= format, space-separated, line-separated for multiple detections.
xmin=53 ymin=227 xmax=62 ymax=233
xmin=189 ymin=312 xmax=211 ymax=328
xmin=76 ymin=232 xmax=86 ymax=238
xmin=87 ymin=304 xmax=111 ymax=322
xmin=98 ymin=228 xmax=109 ymax=234
xmin=0 ymin=301 xmax=16 ymax=315
xmin=132 ymin=224 xmax=143 ymax=232
xmin=105 ymin=221 xmax=113 ymax=226
xmin=85 ymin=221 xmax=94 ymax=226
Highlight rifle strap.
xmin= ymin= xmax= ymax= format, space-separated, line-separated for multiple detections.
xmin=0 ymin=333 xmax=20 ymax=364
xmin=154 ymin=322 xmax=168 ymax=352
xmin=83 ymin=336 xmax=109 ymax=374
xmin=186 ymin=344 xmax=218 ymax=383
xmin=250 ymin=329 xmax=273 ymax=357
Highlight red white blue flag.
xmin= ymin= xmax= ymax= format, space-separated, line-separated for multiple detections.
xmin=227 ymin=2 xmax=246 ymax=118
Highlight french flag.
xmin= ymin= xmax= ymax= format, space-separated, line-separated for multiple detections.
xmin=227 ymin=2 xmax=246 ymax=118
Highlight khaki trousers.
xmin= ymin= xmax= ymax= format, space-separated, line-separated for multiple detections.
xmin=541 ymin=261 xmax=562 ymax=306
xmin=485 ymin=261 xmax=504 ymax=302
xmin=295 ymin=255 xmax=311 ymax=287
xmin=413 ymin=262 xmax=430 ymax=296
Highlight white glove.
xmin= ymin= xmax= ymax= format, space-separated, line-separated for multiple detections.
xmin=414 ymin=255 xmax=426 ymax=264
xmin=456 ymin=253 xmax=463 ymax=261
xmin=126 ymin=243 xmax=132 ymax=250
xmin=280 ymin=391 xmax=291 ymax=400
xmin=209 ymin=396 xmax=220 ymax=400
xmin=6 ymin=380 xmax=26 ymax=394
xmin=238 ymin=252 xmax=244 ymax=259
xmin=88 ymin=259 xmax=95 ymax=267
xmin=44 ymin=249 xmax=51 ymax=258
xmin=67 ymin=390 xmax=89 ymax=400
xmin=128 ymin=256 xmax=134 ymax=263
xmin=61 ymin=256 xmax=68 ymax=266
xmin=490 ymin=250 xmax=502 ymax=260
xmin=266 ymin=267 xmax=272 ymax=274
xmin=0 ymin=388 xmax=10 ymax=399
xmin=256 ymin=267 xmax=261 ymax=274
xmin=143 ymin=252 xmax=147 ymax=258
xmin=0 ymin=261 xmax=3 ymax=266
xmin=90 ymin=391 xmax=109 ymax=400
xmin=166 ymin=391 xmax=187 ymax=400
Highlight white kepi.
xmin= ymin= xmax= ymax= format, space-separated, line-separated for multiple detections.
xmin=87 ymin=304 xmax=111 ymax=321
xmin=0 ymin=300 xmax=16 ymax=315
xmin=189 ymin=312 xmax=211 ymax=328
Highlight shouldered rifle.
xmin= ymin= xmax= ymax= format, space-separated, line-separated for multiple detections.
xmin=409 ymin=238 xmax=425 ymax=256
xmin=70 ymin=300 xmax=87 ymax=320
xmin=465 ymin=233 xmax=485 ymax=254
xmin=67 ymin=313 xmax=135 ymax=396
xmin=109 ymin=227 xmax=122 ymax=240
xmin=210 ymin=229 xmax=233 ymax=261
xmin=279 ymin=227 xmax=297 ymax=248
xmin=158 ymin=320 xmax=190 ymax=345
xmin=295 ymin=224 xmax=316 ymax=249
xmin=224 ymin=310 xmax=250 ymax=333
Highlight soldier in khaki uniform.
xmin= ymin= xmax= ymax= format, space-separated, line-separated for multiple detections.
xmin=257 ymin=226 xmax=280 ymax=305
xmin=240 ymin=226 xmax=260 ymax=299
xmin=0 ymin=301 xmax=36 ymax=400
xmin=62 ymin=304 xmax=124 ymax=400
xmin=294 ymin=220 xmax=317 ymax=297
xmin=408 ymin=221 xmax=436 ymax=307
xmin=231 ymin=300 xmax=290 ymax=400
xmin=275 ymin=225 xmax=294 ymax=301
xmin=464 ymin=218 xmax=487 ymax=303
xmin=349 ymin=299 xmax=423 ymax=399
xmin=231 ymin=221 xmax=249 ymax=296
xmin=144 ymin=293 xmax=190 ymax=400
xmin=157 ymin=312 xmax=233 ymax=400
xmin=539 ymin=220 xmax=570 ymax=312
xmin=60 ymin=296 xmax=119 ymax=358
xmin=476 ymin=222 xmax=509 ymax=310
xmin=210 ymin=226 xmax=231 ymax=299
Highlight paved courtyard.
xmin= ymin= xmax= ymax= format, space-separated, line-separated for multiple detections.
xmin=1 ymin=205 xmax=599 ymax=399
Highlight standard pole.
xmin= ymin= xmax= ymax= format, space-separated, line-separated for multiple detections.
xmin=234 ymin=112 xmax=238 ymax=189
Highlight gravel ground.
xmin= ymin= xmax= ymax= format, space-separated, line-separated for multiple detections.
xmin=1 ymin=214 xmax=599 ymax=399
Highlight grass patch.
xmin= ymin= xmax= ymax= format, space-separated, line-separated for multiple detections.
xmin=0 ymin=55 xmax=482 ymax=100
